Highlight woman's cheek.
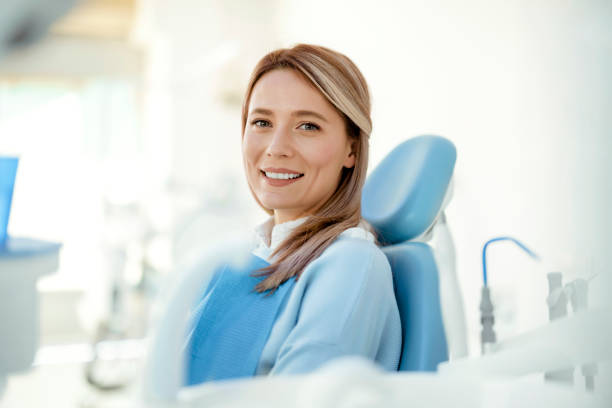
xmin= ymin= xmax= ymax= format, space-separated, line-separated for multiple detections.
xmin=242 ymin=138 xmax=257 ymax=186
xmin=306 ymin=141 xmax=342 ymax=169
xmin=243 ymin=135 xmax=258 ymax=167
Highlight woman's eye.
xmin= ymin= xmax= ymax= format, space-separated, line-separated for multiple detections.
xmin=252 ymin=119 xmax=271 ymax=127
xmin=298 ymin=122 xmax=320 ymax=131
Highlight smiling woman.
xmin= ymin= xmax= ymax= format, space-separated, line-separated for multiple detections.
xmin=243 ymin=68 xmax=355 ymax=225
xmin=184 ymin=44 xmax=401 ymax=385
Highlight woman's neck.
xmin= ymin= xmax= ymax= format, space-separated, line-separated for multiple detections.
xmin=274 ymin=210 xmax=310 ymax=225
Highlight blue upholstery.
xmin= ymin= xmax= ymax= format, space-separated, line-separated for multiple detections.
xmin=361 ymin=135 xmax=455 ymax=371
xmin=383 ymin=243 xmax=448 ymax=371
xmin=362 ymin=135 xmax=456 ymax=244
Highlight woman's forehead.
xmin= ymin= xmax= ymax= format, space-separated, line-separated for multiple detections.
xmin=248 ymin=69 xmax=339 ymax=119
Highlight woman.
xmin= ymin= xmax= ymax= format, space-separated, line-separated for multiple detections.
xmin=185 ymin=44 xmax=401 ymax=385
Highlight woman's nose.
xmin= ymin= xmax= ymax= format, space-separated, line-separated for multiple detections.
xmin=266 ymin=126 xmax=293 ymax=158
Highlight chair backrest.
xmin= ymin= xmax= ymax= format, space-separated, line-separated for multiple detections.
xmin=362 ymin=135 xmax=457 ymax=371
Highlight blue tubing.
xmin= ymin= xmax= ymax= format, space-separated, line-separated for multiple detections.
xmin=482 ymin=236 xmax=539 ymax=286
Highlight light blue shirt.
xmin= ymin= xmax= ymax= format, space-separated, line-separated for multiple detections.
xmin=251 ymin=217 xmax=402 ymax=375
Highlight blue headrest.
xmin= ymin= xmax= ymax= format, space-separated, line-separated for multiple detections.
xmin=361 ymin=135 xmax=456 ymax=245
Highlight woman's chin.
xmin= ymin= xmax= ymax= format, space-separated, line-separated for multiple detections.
xmin=260 ymin=201 xmax=296 ymax=212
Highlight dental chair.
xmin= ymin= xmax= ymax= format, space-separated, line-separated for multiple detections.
xmin=362 ymin=134 xmax=467 ymax=371
xmin=143 ymin=135 xmax=468 ymax=402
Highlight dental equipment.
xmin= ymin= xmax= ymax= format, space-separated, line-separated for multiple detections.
xmin=0 ymin=156 xmax=61 ymax=397
xmin=479 ymin=236 xmax=539 ymax=354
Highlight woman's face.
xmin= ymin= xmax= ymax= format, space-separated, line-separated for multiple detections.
xmin=242 ymin=69 xmax=355 ymax=224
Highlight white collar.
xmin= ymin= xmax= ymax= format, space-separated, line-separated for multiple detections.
xmin=254 ymin=216 xmax=309 ymax=250
xmin=252 ymin=216 xmax=375 ymax=262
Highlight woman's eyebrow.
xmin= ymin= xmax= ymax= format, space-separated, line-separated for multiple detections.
xmin=293 ymin=110 xmax=328 ymax=123
xmin=250 ymin=108 xmax=274 ymax=116
xmin=249 ymin=108 xmax=328 ymax=123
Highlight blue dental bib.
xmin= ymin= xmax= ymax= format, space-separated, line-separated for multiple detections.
xmin=185 ymin=253 xmax=296 ymax=385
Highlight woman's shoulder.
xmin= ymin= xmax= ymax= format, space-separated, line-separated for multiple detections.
xmin=303 ymin=226 xmax=390 ymax=283
xmin=294 ymin=229 xmax=393 ymax=308
xmin=330 ymin=220 xmax=382 ymax=257
xmin=337 ymin=223 xmax=376 ymax=242
xmin=323 ymin=235 xmax=388 ymax=269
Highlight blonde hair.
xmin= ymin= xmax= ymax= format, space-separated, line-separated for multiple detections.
xmin=241 ymin=44 xmax=374 ymax=293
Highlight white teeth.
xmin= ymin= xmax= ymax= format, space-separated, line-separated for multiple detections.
xmin=265 ymin=171 xmax=302 ymax=180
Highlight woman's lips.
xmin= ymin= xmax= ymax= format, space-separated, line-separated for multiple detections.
xmin=260 ymin=170 xmax=304 ymax=187
xmin=262 ymin=167 xmax=302 ymax=174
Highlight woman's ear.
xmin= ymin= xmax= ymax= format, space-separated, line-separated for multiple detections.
xmin=343 ymin=141 xmax=356 ymax=168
